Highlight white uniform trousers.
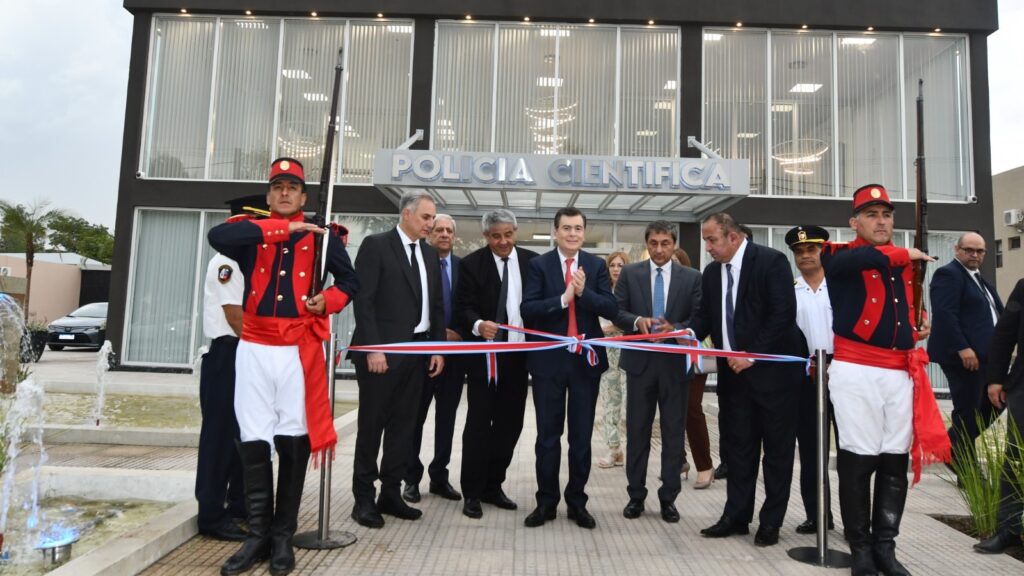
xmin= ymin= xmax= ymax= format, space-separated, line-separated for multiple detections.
xmin=828 ymin=360 xmax=913 ymax=456
xmin=235 ymin=340 xmax=307 ymax=444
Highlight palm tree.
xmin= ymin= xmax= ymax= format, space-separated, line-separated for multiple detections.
xmin=0 ymin=200 xmax=67 ymax=321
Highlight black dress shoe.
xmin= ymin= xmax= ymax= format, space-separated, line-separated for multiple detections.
xmin=701 ymin=515 xmax=749 ymax=538
xmin=974 ymin=530 xmax=1023 ymax=554
xmin=350 ymin=502 xmax=384 ymax=529
xmin=660 ymin=501 xmax=680 ymax=523
xmin=481 ymin=488 xmax=518 ymax=510
xmin=524 ymin=506 xmax=557 ymax=527
xmin=713 ymin=462 xmax=728 ymax=480
xmin=429 ymin=480 xmax=462 ymax=501
xmin=567 ymin=506 xmax=596 ymax=529
xmin=402 ymin=483 xmax=421 ymax=503
xmin=378 ymin=493 xmax=423 ymax=520
xmin=754 ymin=525 xmax=780 ymax=546
xmin=795 ymin=517 xmax=835 ymax=534
xmin=463 ymin=498 xmax=483 ymax=519
xmin=623 ymin=498 xmax=645 ymax=519
xmin=200 ymin=518 xmax=248 ymax=541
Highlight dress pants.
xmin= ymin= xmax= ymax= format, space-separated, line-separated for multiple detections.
xmin=196 ymin=336 xmax=245 ymax=529
xmin=796 ymin=372 xmax=837 ymax=521
xmin=943 ymin=362 xmax=1002 ymax=466
xmin=685 ymin=373 xmax=713 ymax=472
xmin=352 ymin=353 xmax=426 ymax=502
xmin=461 ymin=353 xmax=529 ymax=499
xmin=624 ymin=354 xmax=689 ymax=503
xmin=718 ymin=363 xmax=800 ymax=528
xmin=407 ymin=356 xmax=465 ymax=486
xmin=995 ymin=383 xmax=1023 ymax=535
xmin=532 ymin=360 xmax=600 ymax=510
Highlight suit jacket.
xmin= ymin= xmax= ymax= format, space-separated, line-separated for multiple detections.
xmin=613 ymin=260 xmax=702 ymax=376
xmin=688 ymin=241 xmax=804 ymax=377
xmin=455 ymin=245 xmax=539 ymax=379
xmin=349 ymin=228 xmax=445 ymax=360
xmin=987 ymin=278 xmax=1024 ymax=393
xmin=440 ymin=253 xmax=461 ymax=331
xmin=927 ymin=260 xmax=1004 ymax=365
xmin=521 ymin=249 xmax=618 ymax=378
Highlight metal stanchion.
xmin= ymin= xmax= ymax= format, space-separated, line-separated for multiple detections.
xmin=788 ymin=349 xmax=851 ymax=568
xmin=294 ymin=335 xmax=357 ymax=550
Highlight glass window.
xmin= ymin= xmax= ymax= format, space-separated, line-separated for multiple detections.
xmin=209 ymin=18 xmax=280 ymax=181
xmin=433 ymin=22 xmax=494 ymax=152
xmin=995 ymin=239 xmax=1003 ymax=268
xmin=837 ymin=34 xmax=903 ymax=198
xmin=143 ymin=17 xmax=216 ymax=179
xmin=276 ymin=19 xmax=347 ymax=183
xmin=904 ymin=35 xmax=971 ymax=202
xmin=620 ymin=27 xmax=680 ymax=157
xmin=1010 ymin=236 xmax=1022 ymax=250
xmin=125 ymin=210 xmax=201 ymax=365
xmin=771 ymin=32 xmax=833 ymax=198
xmin=193 ymin=211 xmax=230 ymax=356
xmin=341 ymin=21 xmax=414 ymax=183
xmin=703 ymin=30 xmax=767 ymax=193
xmin=435 ymin=21 xmax=680 ymax=157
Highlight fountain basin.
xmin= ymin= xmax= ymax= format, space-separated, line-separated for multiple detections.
xmin=37 ymin=535 xmax=77 ymax=567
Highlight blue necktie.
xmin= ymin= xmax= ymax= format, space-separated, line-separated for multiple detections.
xmin=725 ymin=263 xmax=736 ymax=348
xmin=440 ymin=258 xmax=452 ymax=328
xmin=653 ymin=267 xmax=665 ymax=320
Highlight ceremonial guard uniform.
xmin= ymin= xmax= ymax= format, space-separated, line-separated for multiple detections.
xmin=785 ymin=225 xmax=836 ymax=535
xmin=822 ymin=184 xmax=948 ymax=576
xmin=195 ymin=196 xmax=268 ymax=542
xmin=208 ymin=158 xmax=358 ymax=576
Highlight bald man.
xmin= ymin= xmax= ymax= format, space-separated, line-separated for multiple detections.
xmin=927 ymin=232 xmax=1004 ymax=477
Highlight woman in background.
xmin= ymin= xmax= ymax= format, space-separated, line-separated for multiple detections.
xmin=597 ymin=251 xmax=630 ymax=468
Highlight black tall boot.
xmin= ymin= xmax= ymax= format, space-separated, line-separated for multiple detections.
xmin=269 ymin=435 xmax=311 ymax=576
xmin=838 ymin=450 xmax=880 ymax=576
xmin=221 ymin=440 xmax=274 ymax=576
xmin=872 ymin=453 xmax=911 ymax=576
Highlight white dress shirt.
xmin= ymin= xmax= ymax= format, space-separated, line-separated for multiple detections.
xmin=957 ymin=259 xmax=999 ymax=324
xmin=794 ymin=275 xmax=834 ymax=354
xmin=203 ymin=253 xmax=243 ymax=339
xmin=472 ymin=248 xmax=525 ymax=343
xmin=558 ymin=249 xmax=579 ymax=309
xmin=396 ymin=226 xmax=430 ymax=333
xmin=719 ymin=239 xmax=748 ymax=351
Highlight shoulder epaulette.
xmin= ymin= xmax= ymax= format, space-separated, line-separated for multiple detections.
xmin=225 ymin=213 xmax=258 ymax=223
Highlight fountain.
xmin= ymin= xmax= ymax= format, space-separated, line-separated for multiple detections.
xmin=92 ymin=342 xmax=113 ymax=427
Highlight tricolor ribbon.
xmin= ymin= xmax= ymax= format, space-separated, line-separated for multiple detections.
xmin=346 ymin=326 xmax=810 ymax=386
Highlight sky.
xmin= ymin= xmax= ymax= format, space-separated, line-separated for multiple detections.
xmin=0 ymin=1 xmax=1021 ymax=233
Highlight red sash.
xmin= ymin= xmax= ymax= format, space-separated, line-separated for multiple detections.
xmin=243 ymin=313 xmax=337 ymax=462
xmin=834 ymin=336 xmax=951 ymax=485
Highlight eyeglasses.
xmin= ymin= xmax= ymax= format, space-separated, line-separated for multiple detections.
xmin=958 ymin=247 xmax=986 ymax=256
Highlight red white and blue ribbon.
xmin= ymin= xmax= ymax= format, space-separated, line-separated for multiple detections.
xmin=345 ymin=325 xmax=811 ymax=385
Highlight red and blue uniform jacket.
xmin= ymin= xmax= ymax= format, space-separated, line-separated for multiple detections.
xmin=208 ymin=212 xmax=358 ymax=455
xmin=207 ymin=212 xmax=358 ymax=334
xmin=821 ymin=236 xmax=920 ymax=352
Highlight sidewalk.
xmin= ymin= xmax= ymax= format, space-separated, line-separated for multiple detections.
xmin=57 ymin=389 xmax=1011 ymax=575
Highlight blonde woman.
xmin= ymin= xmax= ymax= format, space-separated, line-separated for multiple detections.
xmin=597 ymin=251 xmax=630 ymax=468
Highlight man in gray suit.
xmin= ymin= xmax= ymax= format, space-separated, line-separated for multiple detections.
xmin=613 ymin=220 xmax=702 ymax=522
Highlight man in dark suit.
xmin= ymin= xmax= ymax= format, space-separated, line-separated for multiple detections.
xmin=456 ymin=209 xmax=539 ymax=519
xmin=613 ymin=221 xmax=701 ymax=523
xmin=404 ymin=214 xmax=465 ymax=504
xmin=521 ymin=207 xmax=617 ymax=529
xmin=974 ymin=277 xmax=1024 ymax=554
xmin=927 ymin=232 xmax=1004 ymax=474
xmin=687 ymin=212 xmax=805 ymax=547
xmin=349 ymin=190 xmax=445 ymax=529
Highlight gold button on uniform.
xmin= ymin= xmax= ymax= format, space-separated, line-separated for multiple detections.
xmin=302 ymin=246 xmax=309 ymax=251
xmin=276 ymin=295 xmax=283 ymax=301
xmin=280 ymin=270 xmax=287 ymax=277
xmin=863 ymin=319 xmax=870 ymax=325
xmin=283 ymin=248 xmax=289 ymax=254
xmin=299 ymin=272 xmax=306 ymax=278
xmin=262 ymin=244 xmax=268 ymax=249
xmin=260 ymin=267 xmax=265 ymax=273
xmin=301 ymin=295 xmax=308 ymax=301
xmin=871 ymin=298 xmax=877 ymax=303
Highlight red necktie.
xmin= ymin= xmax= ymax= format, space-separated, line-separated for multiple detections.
xmin=564 ymin=257 xmax=578 ymax=337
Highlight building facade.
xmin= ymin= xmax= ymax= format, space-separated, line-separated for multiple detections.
xmin=112 ymin=0 xmax=999 ymax=390
xmin=993 ymin=165 xmax=1024 ymax=300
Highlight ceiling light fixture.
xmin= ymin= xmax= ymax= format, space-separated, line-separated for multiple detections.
xmin=735 ymin=22 xmax=743 ymax=27
xmin=180 ymin=8 xmax=187 ymax=13
xmin=867 ymin=26 xmax=875 ymax=31
xmin=465 ymin=14 xmax=472 ymax=20
xmin=934 ymin=28 xmax=942 ymax=32
xmin=801 ymin=24 xmax=808 ymax=29
xmin=377 ymin=13 xmax=383 ymax=18
xmin=524 ymin=16 xmax=531 ymax=22
xmin=310 ymin=11 xmax=318 ymax=17
xmin=244 ymin=10 xmax=252 ymax=16
xmin=790 ymin=83 xmax=823 ymax=93
xmin=648 ymin=20 xmax=655 ymax=25
xmin=588 ymin=18 xmax=595 ymax=24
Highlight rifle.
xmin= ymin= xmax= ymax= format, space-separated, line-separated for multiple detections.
xmin=311 ymin=48 xmax=345 ymax=296
xmin=912 ymin=79 xmax=928 ymax=330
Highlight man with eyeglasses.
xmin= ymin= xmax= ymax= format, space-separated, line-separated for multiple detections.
xmin=927 ymin=232 xmax=1005 ymax=480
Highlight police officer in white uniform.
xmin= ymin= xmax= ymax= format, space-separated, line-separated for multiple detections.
xmin=785 ymin=225 xmax=836 ymax=536
xmin=195 ymin=196 xmax=267 ymax=541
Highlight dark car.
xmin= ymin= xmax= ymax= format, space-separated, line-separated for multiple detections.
xmin=47 ymin=302 xmax=107 ymax=351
